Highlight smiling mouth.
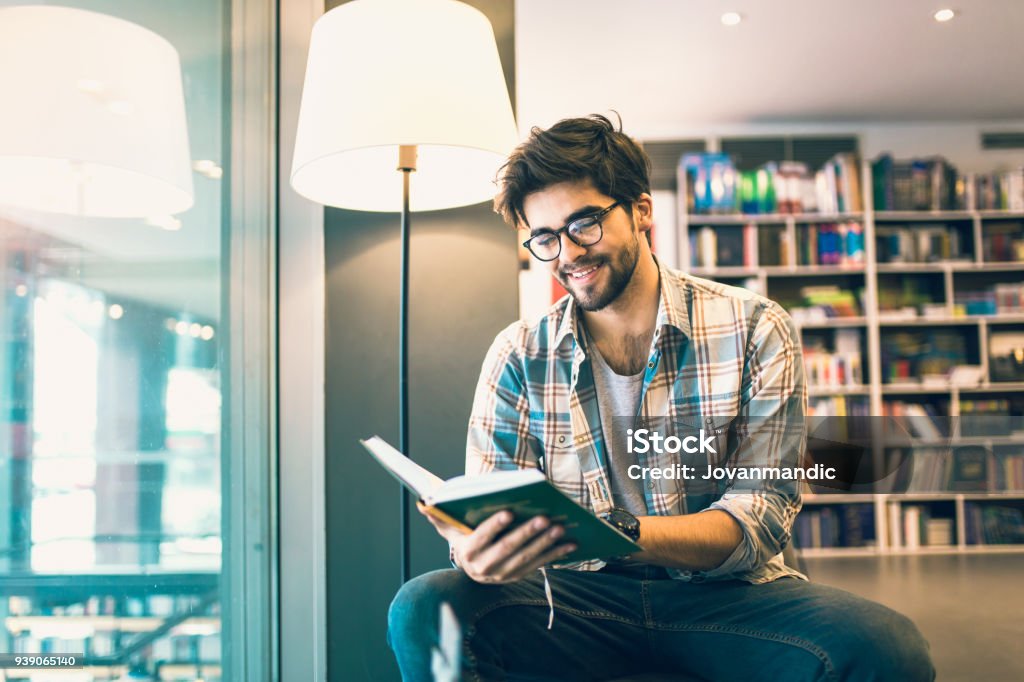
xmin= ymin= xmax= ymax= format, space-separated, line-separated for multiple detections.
xmin=565 ymin=263 xmax=602 ymax=281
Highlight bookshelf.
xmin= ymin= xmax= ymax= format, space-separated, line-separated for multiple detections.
xmin=674 ymin=155 xmax=1024 ymax=558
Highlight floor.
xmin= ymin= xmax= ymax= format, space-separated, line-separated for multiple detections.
xmin=802 ymin=553 xmax=1024 ymax=681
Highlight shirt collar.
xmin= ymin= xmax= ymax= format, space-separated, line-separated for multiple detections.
xmin=553 ymin=256 xmax=692 ymax=350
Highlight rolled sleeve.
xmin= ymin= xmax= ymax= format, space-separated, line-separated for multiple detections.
xmin=703 ymin=302 xmax=807 ymax=578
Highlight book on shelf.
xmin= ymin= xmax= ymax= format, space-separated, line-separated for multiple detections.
xmin=884 ymin=401 xmax=946 ymax=440
xmin=681 ymin=151 xmax=863 ymax=217
xmin=794 ymin=504 xmax=874 ymax=549
xmin=810 ymin=153 xmax=862 ymax=215
xmin=872 ymin=154 xmax=965 ymax=211
xmin=880 ymin=330 xmax=968 ymax=385
xmin=992 ymin=450 xmax=1024 ymax=490
xmin=886 ymin=504 xmax=956 ymax=549
xmin=797 ymin=222 xmax=865 ymax=266
xmin=875 ymin=224 xmax=965 ymax=263
xmin=965 ymin=503 xmax=1024 ymax=545
xmin=981 ymin=219 xmax=1024 ymax=261
xmin=802 ymin=330 xmax=863 ymax=389
xmin=975 ymin=168 xmax=1024 ymax=211
xmin=808 ymin=395 xmax=870 ymax=418
xmin=790 ymin=285 xmax=862 ymax=323
xmin=681 ymin=152 xmax=739 ymax=214
xmin=688 ymin=223 xmax=759 ymax=269
xmin=739 ymin=165 xmax=777 ymax=214
xmin=950 ymin=446 xmax=989 ymax=492
xmin=958 ymin=399 xmax=1012 ymax=437
xmin=360 ymin=435 xmax=640 ymax=563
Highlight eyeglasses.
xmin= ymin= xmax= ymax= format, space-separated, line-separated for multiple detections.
xmin=521 ymin=201 xmax=623 ymax=262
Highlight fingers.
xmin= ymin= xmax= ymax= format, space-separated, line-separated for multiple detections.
xmin=472 ymin=515 xmax=560 ymax=576
xmin=526 ymin=540 xmax=578 ymax=572
xmin=492 ymin=525 xmax=578 ymax=580
xmin=458 ymin=510 xmax=515 ymax=563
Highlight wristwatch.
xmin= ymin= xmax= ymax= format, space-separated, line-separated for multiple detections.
xmin=602 ymin=508 xmax=641 ymax=542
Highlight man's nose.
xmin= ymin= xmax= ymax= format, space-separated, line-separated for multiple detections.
xmin=558 ymin=232 xmax=587 ymax=264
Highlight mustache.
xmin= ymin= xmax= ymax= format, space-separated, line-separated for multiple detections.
xmin=559 ymin=258 xmax=607 ymax=277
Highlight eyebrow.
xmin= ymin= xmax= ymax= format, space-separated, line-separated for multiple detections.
xmin=529 ymin=204 xmax=604 ymax=237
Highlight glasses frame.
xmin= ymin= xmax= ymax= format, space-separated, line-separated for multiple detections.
xmin=521 ymin=200 xmax=623 ymax=262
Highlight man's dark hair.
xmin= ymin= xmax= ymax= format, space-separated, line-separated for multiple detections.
xmin=494 ymin=113 xmax=652 ymax=229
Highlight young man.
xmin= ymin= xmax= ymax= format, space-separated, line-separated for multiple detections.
xmin=388 ymin=115 xmax=934 ymax=681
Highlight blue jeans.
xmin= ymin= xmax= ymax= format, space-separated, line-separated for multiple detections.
xmin=387 ymin=563 xmax=935 ymax=681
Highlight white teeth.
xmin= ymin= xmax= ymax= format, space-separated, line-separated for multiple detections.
xmin=570 ymin=265 xmax=599 ymax=278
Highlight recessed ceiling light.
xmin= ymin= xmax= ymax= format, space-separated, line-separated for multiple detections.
xmin=721 ymin=12 xmax=742 ymax=27
xmin=934 ymin=9 xmax=956 ymax=22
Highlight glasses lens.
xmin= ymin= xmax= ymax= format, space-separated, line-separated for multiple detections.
xmin=568 ymin=217 xmax=602 ymax=245
xmin=530 ymin=232 xmax=560 ymax=260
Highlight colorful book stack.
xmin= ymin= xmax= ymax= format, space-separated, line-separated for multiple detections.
xmin=871 ymin=154 xmax=965 ymax=211
xmin=881 ymin=330 xmax=968 ymax=383
xmin=975 ymin=168 xmax=1024 ymax=211
xmin=802 ymin=329 xmax=863 ymax=389
xmin=797 ymin=222 xmax=865 ymax=266
xmin=682 ymin=152 xmax=863 ymax=216
xmin=681 ymin=153 xmax=739 ymax=214
xmin=992 ymin=451 xmax=1024 ymax=490
xmin=981 ymin=220 xmax=1024 ymax=261
xmin=815 ymin=153 xmax=864 ymax=214
xmin=789 ymin=285 xmax=862 ymax=323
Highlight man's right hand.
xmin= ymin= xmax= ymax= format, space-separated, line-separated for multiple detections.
xmin=419 ymin=504 xmax=577 ymax=585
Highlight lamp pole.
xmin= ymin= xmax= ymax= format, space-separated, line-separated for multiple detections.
xmin=398 ymin=144 xmax=417 ymax=584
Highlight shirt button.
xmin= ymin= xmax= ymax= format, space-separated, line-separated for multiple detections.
xmin=558 ymin=435 xmax=566 ymax=444
xmin=705 ymin=417 xmax=713 ymax=424
xmin=647 ymin=361 xmax=655 ymax=369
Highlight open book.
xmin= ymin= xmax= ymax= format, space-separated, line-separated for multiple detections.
xmin=360 ymin=435 xmax=641 ymax=563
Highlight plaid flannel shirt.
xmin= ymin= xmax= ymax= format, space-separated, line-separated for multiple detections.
xmin=465 ymin=260 xmax=807 ymax=583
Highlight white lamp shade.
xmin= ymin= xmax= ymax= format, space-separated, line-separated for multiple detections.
xmin=290 ymin=0 xmax=519 ymax=212
xmin=0 ymin=6 xmax=194 ymax=218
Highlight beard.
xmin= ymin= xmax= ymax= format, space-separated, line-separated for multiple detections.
xmin=557 ymin=229 xmax=641 ymax=312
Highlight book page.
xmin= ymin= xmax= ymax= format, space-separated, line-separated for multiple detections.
xmin=430 ymin=468 xmax=546 ymax=505
xmin=361 ymin=436 xmax=445 ymax=499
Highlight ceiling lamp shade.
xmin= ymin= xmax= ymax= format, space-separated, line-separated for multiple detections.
xmin=290 ymin=0 xmax=519 ymax=212
xmin=0 ymin=5 xmax=194 ymax=218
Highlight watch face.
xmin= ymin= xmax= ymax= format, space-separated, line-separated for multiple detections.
xmin=607 ymin=509 xmax=640 ymax=539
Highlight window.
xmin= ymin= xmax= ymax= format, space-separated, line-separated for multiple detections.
xmin=0 ymin=1 xmax=275 ymax=679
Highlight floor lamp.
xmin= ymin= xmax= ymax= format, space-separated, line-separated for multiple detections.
xmin=290 ymin=0 xmax=518 ymax=584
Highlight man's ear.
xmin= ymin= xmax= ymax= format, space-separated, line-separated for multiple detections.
xmin=634 ymin=193 xmax=654 ymax=232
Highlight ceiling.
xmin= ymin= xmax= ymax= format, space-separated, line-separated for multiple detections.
xmin=3 ymin=0 xmax=1022 ymax=318
xmin=515 ymin=0 xmax=1024 ymax=136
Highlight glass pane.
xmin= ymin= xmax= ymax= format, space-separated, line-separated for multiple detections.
xmin=0 ymin=1 xmax=231 ymax=679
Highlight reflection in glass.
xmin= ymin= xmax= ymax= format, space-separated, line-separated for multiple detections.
xmin=0 ymin=1 xmax=230 ymax=679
